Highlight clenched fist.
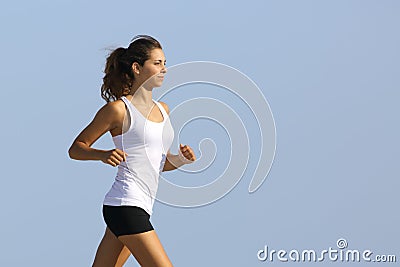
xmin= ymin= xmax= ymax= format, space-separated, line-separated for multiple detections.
xmin=178 ymin=143 xmax=196 ymax=164
xmin=101 ymin=148 xmax=128 ymax=167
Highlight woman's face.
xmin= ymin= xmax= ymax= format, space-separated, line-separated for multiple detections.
xmin=135 ymin=48 xmax=167 ymax=88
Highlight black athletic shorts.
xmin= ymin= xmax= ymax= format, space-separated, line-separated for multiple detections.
xmin=102 ymin=205 xmax=154 ymax=237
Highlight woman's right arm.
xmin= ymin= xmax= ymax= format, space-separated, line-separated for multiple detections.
xmin=68 ymin=101 xmax=127 ymax=167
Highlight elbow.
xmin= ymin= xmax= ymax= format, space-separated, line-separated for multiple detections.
xmin=68 ymin=144 xmax=77 ymax=160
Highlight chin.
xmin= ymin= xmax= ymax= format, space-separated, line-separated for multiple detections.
xmin=154 ymin=81 xmax=163 ymax=88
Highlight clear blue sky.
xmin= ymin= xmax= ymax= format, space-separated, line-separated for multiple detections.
xmin=0 ymin=0 xmax=399 ymax=266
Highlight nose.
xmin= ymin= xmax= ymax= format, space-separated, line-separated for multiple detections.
xmin=161 ymin=65 xmax=167 ymax=74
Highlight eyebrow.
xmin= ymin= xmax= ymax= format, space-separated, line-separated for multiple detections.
xmin=154 ymin=59 xmax=166 ymax=63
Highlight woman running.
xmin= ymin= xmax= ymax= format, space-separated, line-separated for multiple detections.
xmin=68 ymin=35 xmax=196 ymax=267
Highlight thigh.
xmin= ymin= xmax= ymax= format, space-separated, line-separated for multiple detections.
xmin=92 ymin=227 xmax=131 ymax=267
xmin=118 ymin=230 xmax=173 ymax=267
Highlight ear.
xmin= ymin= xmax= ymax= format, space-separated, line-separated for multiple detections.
xmin=131 ymin=62 xmax=141 ymax=75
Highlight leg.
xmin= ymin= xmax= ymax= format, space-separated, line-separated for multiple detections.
xmin=118 ymin=230 xmax=173 ymax=267
xmin=114 ymin=247 xmax=131 ymax=267
xmin=92 ymin=227 xmax=131 ymax=267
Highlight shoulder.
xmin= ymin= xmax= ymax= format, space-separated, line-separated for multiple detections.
xmin=158 ymin=101 xmax=170 ymax=115
xmin=101 ymin=99 xmax=125 ymax=114
xmin=96 ymin=99 xmax=126 ymax=121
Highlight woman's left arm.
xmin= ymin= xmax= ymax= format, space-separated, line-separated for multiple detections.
xmin=163 ymin=144 xmax=196 ymax=171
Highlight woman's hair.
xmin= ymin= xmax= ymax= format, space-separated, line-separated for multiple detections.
xmin=101 ymin=35 xmax=162 ymax=102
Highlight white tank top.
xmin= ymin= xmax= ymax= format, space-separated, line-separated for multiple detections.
xmin=103 ymin=96 xmax=174 ymax=216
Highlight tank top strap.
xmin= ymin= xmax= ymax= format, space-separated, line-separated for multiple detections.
xmin=153 ymin=100 xmax=169 ymax=119
xmin=121 ymin=96 xmax=132 ymax=112
xmin=120 ymin=96 xmax=136 ymax=131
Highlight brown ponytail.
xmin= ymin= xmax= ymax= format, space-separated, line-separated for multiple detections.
xmin=101 ymin=35 xmax=162 ymax=102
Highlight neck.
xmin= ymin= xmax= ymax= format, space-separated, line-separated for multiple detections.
xmin=128 ymin=85 xmax=154 ymax=106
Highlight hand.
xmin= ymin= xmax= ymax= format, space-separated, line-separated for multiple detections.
xmin=101 ymin=149 xmax=128 ymax=167
xmin=178 ymin=144 xmax=196 ymax=164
